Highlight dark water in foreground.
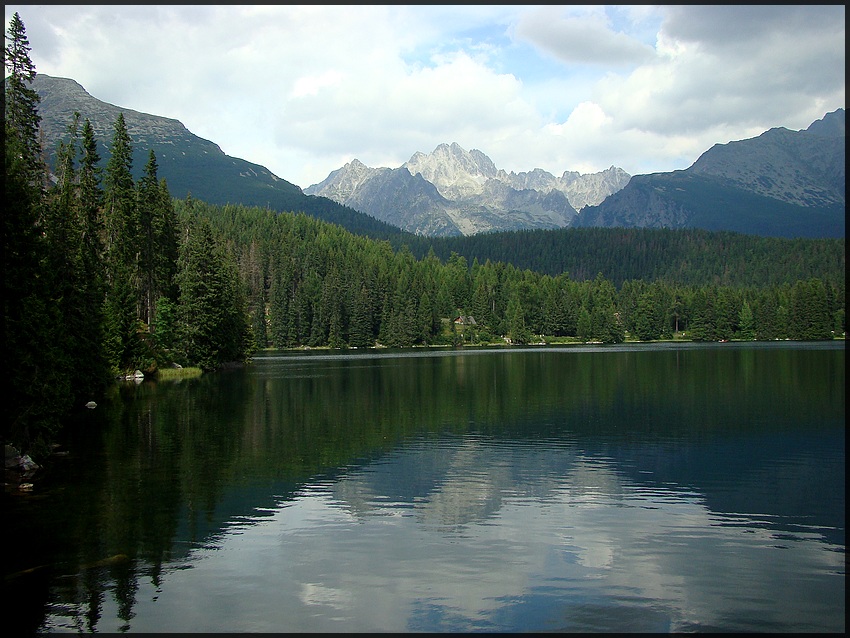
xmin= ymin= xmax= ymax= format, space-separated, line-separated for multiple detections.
xmin=4 ymin=341 xmax=845 ymax=633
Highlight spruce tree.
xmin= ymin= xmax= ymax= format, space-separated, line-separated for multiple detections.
xmin=507 ymin=297 xmax=531 ymax=344
xmin=156 ymin=178 xmax=179 ymax=300
xmin=45 ymin=114 xmax=96 ymax=398
xmin=102 ymin=113 xmax=141 ymax=371
xmin=76 ymin=118 xmax=111 ymax=393
xmin=137 ymin=149 xmax=160 ymax=326
xmin=103 ymin=113 xmax=136 ymax=259
xmin=135 ymin=149 xmax=178 ymax=339
xmin=177 ymin=219 xmax=219 ymax=369
xmin=3 ymin=12 xmax=70 ymax=453
xmin=738 ymin=300 xmax=756 ymax=340
xmin=4 ymin=13 xmax=41 ymax=179
xmin=348 ymin=283 xmax=374 ymax=348
xmin=177 ymin=218 xmax=251 ymax=370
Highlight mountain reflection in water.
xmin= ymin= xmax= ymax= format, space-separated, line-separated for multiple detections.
xmin=4 ymin=342 xmax=844 ymax=633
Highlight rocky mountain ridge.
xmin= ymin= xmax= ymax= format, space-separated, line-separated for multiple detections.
xmin=574 ymin=109 xmax=845 ymax=239
xmin=34 ymin=75 xmax=225 ymax=164
xmin=305 ymin=142 xmax=631 ymax=236
xmin=687 ymin=121 xmax=845 ymax=208
xmin=29 ymin=73 xmax=844 ymax=240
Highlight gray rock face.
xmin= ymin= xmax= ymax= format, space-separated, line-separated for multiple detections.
xmin=688 ymin=126 xmax=845 ymax=208
xmin=310 ymin=159 xmax=389 ymax=202
xmin=33 ymin=74 xmax=221 ymax=158
xmin=306 ymin=143 xmax=630 ymax=236
xmin=573 ymin=174 xmax=693 ymax=230
xmin=573 ymin=109 xmax=845 ymax=239
xmin=404 ymin=142 xmax=499 ymax=200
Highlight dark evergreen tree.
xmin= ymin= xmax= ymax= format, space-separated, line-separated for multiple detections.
xmin=576 ymin=306 xmax=592 ymax=341
xmin=348 ymin=283 xmax=375 ymax=347
xmin=4 ymin=13 xmax=42 ymax=179
xmin=177 ymin=218 xmax=221 ymax=369
xmin=688 ymin=287 xmax=715 ymax=341
xmin=102 ymin=113 xmax=140 ymax=371
xmin=445 ymin=252 xmax=471 ymax=312
xmin=3 ymin=13 xmax=72 ymax=453
xmin=45 ymin=113 xmax=110 ymax=399
xmin=470 ymin=278 xmax=493 ymax=330
xmin=152 ymin=296 xmax=179 ymax=356
xmin=753 ymin=288 xmax=779 ymax=340
xmin=156 ymin=178 xmax=179 ymax=302
xmin=789 ymin=278 xmax=832 ymax=340
xmin=417 ymin=289 xmax=437 ymax=344
xmin=240 ymin=240 xmax=268 ymax=350
xmin=75 ymin=117 xmax=111 ymax=394
xmin=633 ymin=283 xmax=670 ymax=341
xmin=589 ymin=273 xmax=624 ymax=343
xmin=714 ymin=287 xmax=738 ymax=340
xmin=738 ymin=300 xmax=756 ymax=340
xmin=617 ymin=280 xmax=644 ymax=335
xmin=176 ymin=218 xmax=251 ymax=370
xmin=137 ymin=149 xmax=160 ymax=326
xmin=103 ymin=113 xmax=137 ymax=265
xmin=669 ymin=291 xmax=686 ymax=335
xmin=268 ymin=251 xmax=293 ymax=347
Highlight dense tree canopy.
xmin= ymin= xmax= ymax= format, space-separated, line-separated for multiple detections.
xmin=174 ymin=198 xmax=845 ymax=351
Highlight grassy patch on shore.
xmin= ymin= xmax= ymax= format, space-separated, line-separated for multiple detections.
xmin=157 ymin=366 xmax=203 ymax=380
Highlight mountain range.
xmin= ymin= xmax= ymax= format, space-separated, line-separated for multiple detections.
xmin=304 ymin=143 xmax=631 ymax=236
xmin=29 ymin=73 xmax=844 ymax=240
xmin=307 ymin=113 xmax=844 ymax=239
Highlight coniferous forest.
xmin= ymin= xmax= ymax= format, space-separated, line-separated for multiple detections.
xmin=3 ymin=14 xmax=846 ymax=457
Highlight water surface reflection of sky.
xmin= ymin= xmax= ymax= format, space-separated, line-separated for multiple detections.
xmin=82 ymin=436 xmax=844 ymax=633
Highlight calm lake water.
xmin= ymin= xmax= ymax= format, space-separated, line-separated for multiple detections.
xmin=4 ymin=342 xmax=845 ymax=633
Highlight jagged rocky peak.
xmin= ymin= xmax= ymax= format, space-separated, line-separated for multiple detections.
xmin=305 ymin=141 xmax=632 ymax=235
xmin=489 ymin=166 xmax=631 ymax=208
xmin=403 ymin=142 xmax=498 ymax=200
xmin=304 ymin=158 xmax=390 ymax=198
xmin=496 ymin=167 xmax=559 ymax=193
xmin=560 ymin=170 xmax=582 ymax=184
xmin=560 ymin=166 xmax=632 ymax=210
xmin=805 ymin=108 xmax=845 ymax=138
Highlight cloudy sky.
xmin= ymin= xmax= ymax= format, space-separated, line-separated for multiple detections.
xmin=5 ymin=5 xmax=846 ymax=189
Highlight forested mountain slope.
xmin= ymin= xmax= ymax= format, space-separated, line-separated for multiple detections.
xmin=413 ymin=226 xmax=845 ymax=289
xmin=31 ymin=73 xmax=408 ymax=241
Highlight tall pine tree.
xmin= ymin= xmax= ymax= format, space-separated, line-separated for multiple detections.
xmin=176 ymin=218 xmax=251 ymax=370
xmin=75 ymin=117 xmax=111 ymax=391
xmin=4 ymin=13 xmax=70 ymax=453
xmin=102 ymin=113 xmax=142 ymax=371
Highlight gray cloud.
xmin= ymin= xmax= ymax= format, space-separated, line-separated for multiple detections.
xmin=515 ymin=6 xmax=656 ymax=67
xmin=662 ymin=4 xmax=845 ymax=50
xmin=4 ymin=5 xmax=845 ymax=188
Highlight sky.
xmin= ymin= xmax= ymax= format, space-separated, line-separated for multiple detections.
xmin=5 ymin=5 xmax=846 ymax=189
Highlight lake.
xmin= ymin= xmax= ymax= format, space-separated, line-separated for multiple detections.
xmin=4 ymin=341 xmax=845 ymax=633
